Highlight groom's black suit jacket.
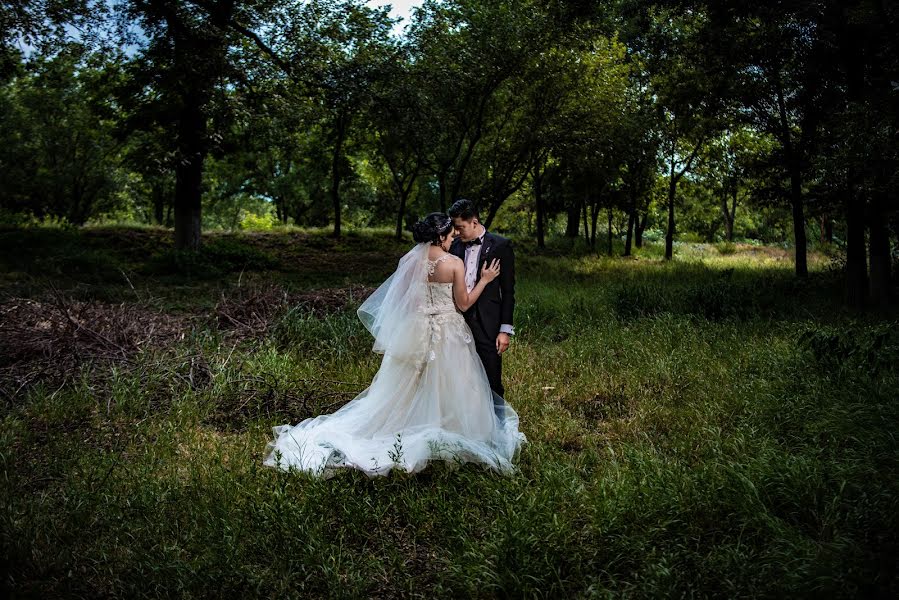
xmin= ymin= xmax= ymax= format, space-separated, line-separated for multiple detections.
xmin=450 ymin=231 xmax=515 ymax=338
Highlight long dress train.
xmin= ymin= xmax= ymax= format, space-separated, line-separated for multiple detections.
xmin=262 ymin=255 xmax=526 ymax=478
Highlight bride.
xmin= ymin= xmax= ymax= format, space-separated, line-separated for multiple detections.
xmin=262 ymin=213 xmax=527 ymax=478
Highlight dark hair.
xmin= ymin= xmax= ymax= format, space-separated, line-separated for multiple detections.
xmin=412 ymin=212 xmax=453 ymax=244
xmin=448 ymin=198 xmax=479 ymax=221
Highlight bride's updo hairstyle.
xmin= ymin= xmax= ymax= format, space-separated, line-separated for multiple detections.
xmin=412 ymin=212 xmax=453 ymax=245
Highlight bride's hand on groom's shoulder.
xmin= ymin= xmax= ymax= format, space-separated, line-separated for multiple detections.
xmin=481 ymin=258 xmax=501 ymax=282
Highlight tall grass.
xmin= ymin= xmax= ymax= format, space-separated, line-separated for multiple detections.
xmin=1 ymin=228 xmax=897 ymax=597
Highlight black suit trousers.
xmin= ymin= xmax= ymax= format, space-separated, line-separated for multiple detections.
xmin=466 ymin=309 xmax=505 ymax=415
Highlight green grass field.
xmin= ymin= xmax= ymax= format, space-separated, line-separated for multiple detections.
xmin=1 ymin=226 xmax=897 ymax=598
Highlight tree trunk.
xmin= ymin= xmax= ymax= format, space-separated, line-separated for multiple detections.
xmin=773 ymin=70 xmax=808 ymax=277
xmin=534 ymin=169 xmax=545 ymax=248
xmin=395 ymin=191 xmax=408 ymax=240
xmin=565 ymin=198 xmax=580 ymax=238
xmin=721 ymin=190 xmax=735 ymax=242
xmin=820 ymin=214 xmax=833 ymax=244
xmin=590 ymin=199 xmax=600 ymax=250
xmin=153 ymin=183 xmax=165 ymax=225
xmin=391 ymin=167 xmax=418 ymax=240
xmin=607 ymin=206 xmax=613 ymax=255
xmin=843 ymin=23 xmax=867 ymax=306
xmin=845 ymin=180 xmax=868 ymax=309
xmin=582 ymin=193 xmax=591 ymax=247
xmin=330 ymin=112 xmax=347 ymax=238
xmin=730 ymin=188 xmax=738 ymax=241
xmin=665 ymin=168 xmax=676 ymax=260
xmin=624 ymin=209 xmax=635 ymax=256
xmin=869 ymin=188 xmax=892 ymax=307
xmin=434 ymin=173 xmax=445 ymax=213
xmin=173 ymin=100 xmax=205 ymax=251
xmin=788 ymin=164 xmax=808 ymax=277
xmin=166 ymin=1 xmax=234 ymax=250
xmin=635 ymin=211 xmax=647 ymax=248
xmin=485 ymin=201 xmax=502 ymax=230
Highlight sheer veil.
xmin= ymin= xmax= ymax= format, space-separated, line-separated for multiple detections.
xmin=357 ymin=242 xmax=431 ymax=365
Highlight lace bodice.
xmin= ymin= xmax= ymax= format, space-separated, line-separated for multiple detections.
xmin=424 ymin=281 xmax=457 ymax=315
xmin=426 ymin=253 xmax=454 ymax=277
xmin=424 ymin=255 xmax=459 ymax=316
xmin=421 ymin=255 xmax=469 ymax=360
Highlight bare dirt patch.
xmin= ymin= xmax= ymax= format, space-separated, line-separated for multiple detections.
xmin=1 ymin=280 xmax=375 ymax=404
xmin=213 ymin=283 xmax=375 ymax=340
xmin=0 ymin=287 xmax=198 ymax=403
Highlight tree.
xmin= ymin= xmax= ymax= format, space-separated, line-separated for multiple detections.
xmin=118 ymin=1 xmax=246 ymax=249
xmin=715 ymin=0 xmax=897 ymax=300
xmin=697 ymin=127 xmax=774 ymax=241
xmin=0 ymin=44 xmax=125 ymax=224
xmin=407 ymin=0 xmax=557 ymax=211
xmin=367 ymin=46 xmax=427 ymax=239
xmin=640 ymin=6 xmax=732 ymax=260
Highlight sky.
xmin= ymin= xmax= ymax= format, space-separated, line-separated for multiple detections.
xmin=368 ymin=0 xmax=423 ymax=37
xmin=13 ymin=1 xmax=424 ymax=56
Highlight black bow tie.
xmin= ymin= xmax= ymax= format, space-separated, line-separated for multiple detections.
xmin=464 ymin=237 xmax=483 ymax=248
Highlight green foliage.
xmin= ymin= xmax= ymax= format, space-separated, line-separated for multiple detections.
xmin=239 ymin=210 xmax=277 ymax=231
xmin=610 ymin=264 xmax=824 ymax=323
xmin=0 ymin=208 xmax=75 ymax=229
xmin=0 ymin=44 xmax=127 ymax=225
xmin=0 ymin=227 xmax=129 ymax=289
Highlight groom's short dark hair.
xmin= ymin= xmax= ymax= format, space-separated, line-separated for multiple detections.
xmin=449 ymin=198 xmax=479 ymax=221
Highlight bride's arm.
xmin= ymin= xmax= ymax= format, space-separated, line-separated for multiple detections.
xmin=453 ymin=259 xmax=500 ymax=311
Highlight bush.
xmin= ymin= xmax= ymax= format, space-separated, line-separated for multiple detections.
xmin=715 ymin=241 xmax=737 ymax=255
xmin=640 ymin=228 xmax=665 ymax=243
xmin=142 ymin=237 xmax=278 ymax=278
xmin=46 ymin=247 xmax=125 ymax=284
xmin=0 ymin=209 xmax=75 ymax=229
xmin=613 ymin=268 xmax=799 ymax=323
xmin=203 ymin=237 xmax=278 ymax=270
xmin=679 ymin=232 xmax=706 ymax=243
xmin=239 ymin=210 xmax=276 ymax=231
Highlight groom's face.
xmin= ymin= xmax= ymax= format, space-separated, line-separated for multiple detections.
xmin=452 ymin=217 xmax=480 ymax=242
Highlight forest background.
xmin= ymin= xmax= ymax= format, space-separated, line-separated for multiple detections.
xmin=3 ymin=0 xmax=897 ymax=307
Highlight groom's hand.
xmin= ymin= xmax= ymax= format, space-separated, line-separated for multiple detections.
xmin=496 ymin=332 xmax=511 ymax=354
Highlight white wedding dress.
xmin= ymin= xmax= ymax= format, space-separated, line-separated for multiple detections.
xmin=262 ymin=245 xmax=526 ymax=478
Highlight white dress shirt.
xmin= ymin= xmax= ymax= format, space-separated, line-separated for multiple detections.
xmin=463 ymin=228 xmax=514 ymax=336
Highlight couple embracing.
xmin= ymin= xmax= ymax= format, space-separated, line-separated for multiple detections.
xmin=263 ymin=199 xmax=526 ymax=477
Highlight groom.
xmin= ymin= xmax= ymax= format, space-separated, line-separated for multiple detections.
xmin=449 ymin=199 xmax=515 ymax=410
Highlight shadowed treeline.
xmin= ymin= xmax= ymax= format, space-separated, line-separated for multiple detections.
xmin=2 ymin=0 xmax=897 ymax=309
